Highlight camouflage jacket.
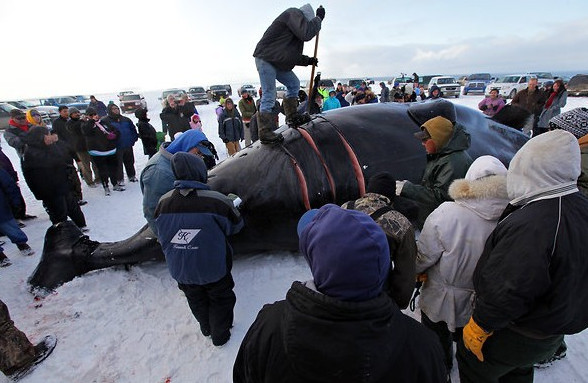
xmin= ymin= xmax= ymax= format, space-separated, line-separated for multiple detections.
xmin=342 ymin=193 xmax=417 ymax=309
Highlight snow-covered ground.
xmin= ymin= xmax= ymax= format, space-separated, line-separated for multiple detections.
xmin=1 ymin=89 xmax=587 ymax=383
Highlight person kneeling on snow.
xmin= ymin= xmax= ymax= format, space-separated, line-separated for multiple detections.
xmin=233 ymin=204 xmax=446 ymax=383
xmin=154 ymin=152 xmax=243 ymax=347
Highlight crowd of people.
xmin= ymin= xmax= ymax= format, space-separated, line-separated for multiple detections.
xmin=1 ymin=3 xmax=587 ymax=382
xmin=479 ymin=77 xmax=569 ymax=137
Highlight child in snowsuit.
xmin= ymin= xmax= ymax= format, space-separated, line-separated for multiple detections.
xmin=134 ymin=108 xmax=158 ymax=158
xmin=154 ymin=152 xmax=243 ymax=346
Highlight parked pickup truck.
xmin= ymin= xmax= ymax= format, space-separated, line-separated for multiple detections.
xmin=119 ymin=93 xmax=147 ymax=113
xmin=207 ymin=85 xmax=229 ymax=102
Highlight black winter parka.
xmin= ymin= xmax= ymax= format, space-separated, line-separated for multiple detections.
xmin=233 ymin=282 xmax=446 ymax=383
xmin=473 ymin=193 xmax=588 ymax=336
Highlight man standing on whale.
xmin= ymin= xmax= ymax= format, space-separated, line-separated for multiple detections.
xmin=253 ymin=4 xmax=324 ymax=144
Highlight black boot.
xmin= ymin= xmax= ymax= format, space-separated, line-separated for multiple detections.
xmin=257 ymin=112 xmax=283 ymax=145
xmin=0 ymin=251 xmax=11 ymax=267
xmin=283 ymin=97 xmax=311 ymax=127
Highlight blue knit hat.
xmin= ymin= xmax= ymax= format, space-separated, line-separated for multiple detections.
xmin=167 ymin=129 xmax=213 ymax=156
xmin=298 ymin=204 xmax=390 ymax=302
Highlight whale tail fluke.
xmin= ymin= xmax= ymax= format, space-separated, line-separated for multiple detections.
xmin=28 ymin=222 xmax=165 ymax=291
xmin=28 ymin=221 xmax=91 ymax=292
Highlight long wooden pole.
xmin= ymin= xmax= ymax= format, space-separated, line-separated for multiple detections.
xmin=307 ymin=32 xmax=320 ymax=113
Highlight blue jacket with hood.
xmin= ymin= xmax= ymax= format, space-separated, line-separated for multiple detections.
xmin=140 ymin=130 xmax=212 ymax=235
xmin=154 ymin=152 xmax=243 ymax=285
xmin=101 ymin=104 xmax=139 ymax=149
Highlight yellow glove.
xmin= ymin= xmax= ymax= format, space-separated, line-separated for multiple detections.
xmin=462 ymin=317 xmax=493 ymax=362
xmin=416 ymin=273 xmax=428 ymax=283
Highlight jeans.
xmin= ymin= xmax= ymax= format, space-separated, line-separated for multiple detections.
xmin=0 ymin=219 xmax=28 ymax=245
xmin=255 ymin=57 xmax=300 ymax=113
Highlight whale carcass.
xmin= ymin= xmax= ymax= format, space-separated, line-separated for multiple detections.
xmin=28 ymin=100 xmax=529 ymax=290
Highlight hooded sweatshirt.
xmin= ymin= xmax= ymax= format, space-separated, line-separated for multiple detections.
xmin=416 ymin=155 xmax=509 ymax=332
xmin=253 ymin=5 xmax=322 ymax=71
xmin=473 ymin=130 xmax=588 ymax=336
xmin=141 ymin=130 xmax=213 ymax=235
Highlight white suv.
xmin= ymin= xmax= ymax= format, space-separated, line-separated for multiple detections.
xmin=485 ymin=74 xmax=532 ymax=99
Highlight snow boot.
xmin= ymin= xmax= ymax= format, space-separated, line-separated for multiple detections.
xmin=212 ymin=330 xmax=231 ymax=347
xmin=113 ymin=184 xmax=125 ymax=192
xmin=283 ymin=97 xmax=311 ymax=128
xmin=534 ymin=340 xmax=567 ymax=368
xmin=16 ymin=243 xmax=35 ymax=257
xmin=6 ymin=335 xmax=57 ymax=381
xmin=0 ymin=251 xmax=11 ymax=267
xmin=257 ymin=112 xmax=283 ymax=145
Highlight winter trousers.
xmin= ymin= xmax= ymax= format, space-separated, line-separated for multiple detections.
xmin=91 ymin=154 xmax=118 ymax=188
xmin=457 ymin=327 xmax=563 ymax=383
xmin=9 ymin=190 xmax=27 ymax=221
xmin=0 ymin=218 xmax=28 ymax=245
xmin=76 ymin=151 xmax=97 ymax=185
xmin=43 ymin=192 xmax=86 ymax=228
xmin=177 ymin=273 xmax=236 ymax=346
xmin=421 ymin=311 xmax=463 ymax=374
xmin=225 ymin=142 xmax=241 ymax=156
xmin=66 ymin=164 xmax=83 ymax=202
xmin=243 ymin=122 xmax=252 ymax=147
xmin=0 ymin=300 xmax=35 ymax=375
xmin=116 ymin=147 xmax=136 ymax=183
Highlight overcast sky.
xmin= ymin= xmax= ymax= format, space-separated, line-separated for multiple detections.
xmin=1 ymin=0 xmax=587 ymax=100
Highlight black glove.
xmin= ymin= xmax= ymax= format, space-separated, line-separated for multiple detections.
xmin=480 ymin=104 xmax=488 ymax=111
xmin=316 ymin=6 xmax=325 ymax=20
xmin=307 ymin=56 xmax=318 ymax=67
xmin=222 ymin=138 xmax=229 ymax=143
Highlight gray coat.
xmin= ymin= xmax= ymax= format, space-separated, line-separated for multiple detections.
xmin=538 ymin=90 xmax=568 ymax=128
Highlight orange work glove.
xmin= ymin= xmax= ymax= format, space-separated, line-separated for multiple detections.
xmin=416 ymin=273 xmax=428 ymax=283
xmin=463 ymin=317 xmax=493 ymax=362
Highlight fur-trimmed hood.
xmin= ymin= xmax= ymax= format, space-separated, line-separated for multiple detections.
xmin=448 ymin=155 xmax=509 ymax=220
xmin=449 ymin=174 xmax=508 ymax=201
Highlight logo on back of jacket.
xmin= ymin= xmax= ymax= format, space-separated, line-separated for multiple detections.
xmin=170 ymin=229 xmax=200 ymax=249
